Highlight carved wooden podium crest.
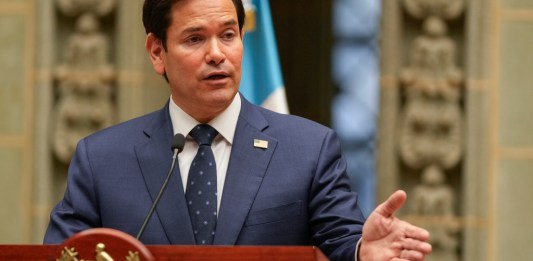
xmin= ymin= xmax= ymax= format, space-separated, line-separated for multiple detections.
xmin=56 ymin=228 xmax=154 ymax=261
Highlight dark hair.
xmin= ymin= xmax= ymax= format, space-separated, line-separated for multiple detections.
xmin=142 ymin=0 xmax=245 ymax=50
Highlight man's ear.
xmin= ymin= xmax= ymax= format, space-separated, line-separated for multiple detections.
xmin=145 ymin=33 xmax=166 ymax=75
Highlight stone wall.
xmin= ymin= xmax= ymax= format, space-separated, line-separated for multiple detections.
xmin=378 ymin=0 xmax=533 ymax=260
xmin=0 ymin=0 xmax=169 ymax=243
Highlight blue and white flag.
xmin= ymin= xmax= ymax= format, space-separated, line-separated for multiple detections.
xmin=241 ymin=0 xmax=289 ymax=114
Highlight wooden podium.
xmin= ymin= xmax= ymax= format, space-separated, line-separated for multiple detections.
xmin=0 ymin=228 xmax=329 ymax=260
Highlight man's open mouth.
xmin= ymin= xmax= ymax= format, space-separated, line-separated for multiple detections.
xmin=207 ymin=75 xmax=227 ymax=80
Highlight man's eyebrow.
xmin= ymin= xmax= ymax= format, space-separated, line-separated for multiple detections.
xmin=181 ymin=20 xmax=238 ymax=34
xmin=182 ymin=26 xmax=204 ymax=34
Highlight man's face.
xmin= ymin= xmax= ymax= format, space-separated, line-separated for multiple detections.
xmin=146 ymin=0 xmax=243 ymax=122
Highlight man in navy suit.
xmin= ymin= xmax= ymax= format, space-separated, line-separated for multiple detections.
xmin=45 ymin=0 xmax=432 ymax=260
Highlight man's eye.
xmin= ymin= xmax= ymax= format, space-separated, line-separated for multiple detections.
xmin=222 ymin=32 xmax=235 ymax=40
xmin=187 ymin=36 xmax=202 ymax=44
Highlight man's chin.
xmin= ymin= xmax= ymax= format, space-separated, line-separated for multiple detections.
xmin=204 ymin=90 xmax=236 ymax=106
xmin=208 ymin=87 xmax=237 ymax=98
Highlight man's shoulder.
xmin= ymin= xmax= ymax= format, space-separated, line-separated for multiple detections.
xmin=256 ymin=106 xmax=331 ymax=133
xmin=85 ymin=107 xmax=166 ymax=144
xmin=246 ymin=105 xmax=334 ymax=144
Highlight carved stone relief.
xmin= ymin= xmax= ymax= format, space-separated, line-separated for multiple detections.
xmin=410 ymin=165 xmax=461 ymax=261
xmin=52 ymin=0 xmax=116 ymax=163
xmin=398 ymin=0 xmax=464 ymax=260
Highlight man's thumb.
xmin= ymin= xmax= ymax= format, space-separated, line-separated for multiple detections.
xmin=378 ymin=190 xmax=407 ymax=217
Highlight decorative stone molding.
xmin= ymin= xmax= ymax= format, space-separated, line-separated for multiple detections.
xmin=396 ymin=0 xmax=465 ymax=260
xmin=52 ymin=0 xmax=116 ymax=163
xmin=407 ymin=165 xmax=461 ymax=261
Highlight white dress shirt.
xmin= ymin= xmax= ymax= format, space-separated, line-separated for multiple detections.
xmin=169 ymin=94 xmax=241 ymax=213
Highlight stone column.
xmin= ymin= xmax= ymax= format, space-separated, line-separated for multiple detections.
xmin=377 ymin=0 xmax=490 ymax=260
xmin=33 ymin=0 xmax=55 ymax=243
xmin=462 ymin=0 xmax=492 ymax=259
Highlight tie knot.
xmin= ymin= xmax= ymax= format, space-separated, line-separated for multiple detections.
xmin=190 ymin=124 xmax=218 ymax=146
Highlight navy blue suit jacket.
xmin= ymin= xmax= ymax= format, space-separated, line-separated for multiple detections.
xmin=44 ymin=95 xmax=365 ymax=261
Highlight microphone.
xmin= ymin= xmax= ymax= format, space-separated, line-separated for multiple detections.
xmin=136 ymin=133 xmax=186 ymax=240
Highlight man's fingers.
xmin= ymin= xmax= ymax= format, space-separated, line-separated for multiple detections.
xmin=402 ymin=237 xmax=433 ymax=254
xmin=404 ymin=223 xmax=430 ymax=241
xmin=377 ymin=190 xmax=407 ymax=217
xmin=399 ymin=249 xmax=426 ymax=261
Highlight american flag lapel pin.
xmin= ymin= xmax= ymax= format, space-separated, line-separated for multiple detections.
xmin=253 ymin=139 xmax=268 ymax=149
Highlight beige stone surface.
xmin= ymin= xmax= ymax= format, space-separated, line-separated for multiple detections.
xmin=0 ymin=14 xmax=27 ymax=134
xmin=499 ymin=21 xmax=533 ymax=147
xmin=0 ymin=0 xmax=34 ymax=244
xmin=0 ymin=149 xmax=25 ymax=243
xmin=491 ymin=3 xmax=533 ymax=261
xmin=496 ymin=159 xmax=533 ymax=260
xmin=379 ymin=0 xmax=533 ymax=260
xmin=503 ymin=0 xmax=533 ymax=9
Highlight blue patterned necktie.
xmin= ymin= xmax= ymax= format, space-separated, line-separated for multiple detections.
xmin=186 ymin=124 xmax=218 ymax=245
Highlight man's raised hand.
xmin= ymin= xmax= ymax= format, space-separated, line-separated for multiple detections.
xmin=359 ymin=190 xmax=432 ymax=261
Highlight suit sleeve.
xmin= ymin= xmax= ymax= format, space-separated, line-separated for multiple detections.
xmin=308 ymin=129 xmax=365 ymax=261
xmin=43 ymin=138 xmax=101 ymax=243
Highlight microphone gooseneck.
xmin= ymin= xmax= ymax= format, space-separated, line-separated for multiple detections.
xmin=136 ymin=133 xmax=186 ymax=240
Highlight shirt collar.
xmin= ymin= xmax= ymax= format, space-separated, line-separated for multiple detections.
xmin=169 ymin=94 xmax=241 ymax=144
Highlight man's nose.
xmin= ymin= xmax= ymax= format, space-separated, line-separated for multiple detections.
xmin=205 ymin=39 xmax=226 ymax=65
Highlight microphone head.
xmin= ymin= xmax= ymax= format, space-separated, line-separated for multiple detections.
xmin=172 ymin=133 xmax=185 ymax=153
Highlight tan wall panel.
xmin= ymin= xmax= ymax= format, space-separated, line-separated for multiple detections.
xmin=0 ymin=14 xmax=27 ymax=134
xmin=141 ymin=74 xmax=170 ymax=114
xmin=0 ymin=149 xmax=24 ymax=243
xmin=0 ymin=0 xmax=35 ymax=243
xmin=493 ymin=3 xmax=533 ymax=260
xmin=496 ymin=159 xmax=533 ymax=260
xmin=498 ymin=20 xmax=533 ymax=147
xmin=502 ymin=0 xmax=533 ymax=9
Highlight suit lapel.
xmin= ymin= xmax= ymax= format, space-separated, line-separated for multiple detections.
xmin=135 ymin=105 xmax=195 ymax=244
xmin=214 ymin=97 xmax=278 ymax=245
